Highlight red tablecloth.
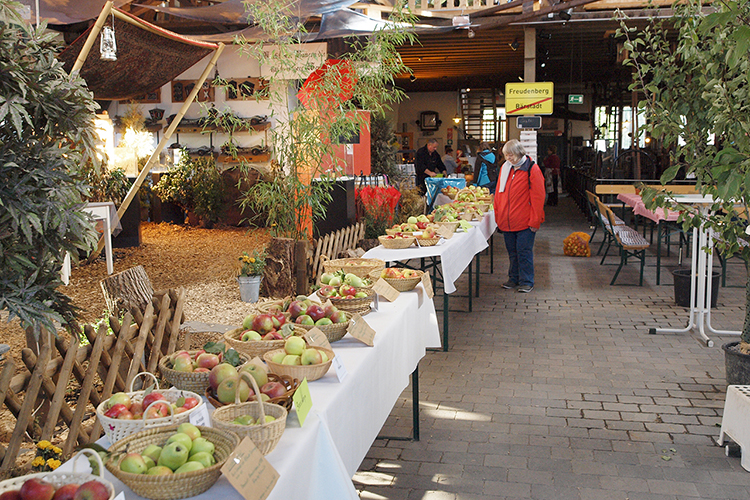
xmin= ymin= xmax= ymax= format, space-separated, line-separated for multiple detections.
xmin=617 ymin=193 xmax=680 ymax=223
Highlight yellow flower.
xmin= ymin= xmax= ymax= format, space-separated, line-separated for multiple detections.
xmin=32 ymin=457 xmax=45 ymax=467
xmin=37 ymin=441 xmax=51 ymax=450
xmin=249 ymin=257 xmax=255 ymax=263
xmin=47 ymin=459 xmax=61 ymax=470
xmin=51 ymin=446 xmax=62 ymax=455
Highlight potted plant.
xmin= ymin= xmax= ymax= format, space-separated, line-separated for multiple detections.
xmin=619 ymin=0 xmax=750 ymax=382
xmin=237 ymin=250 xmax=266 ymax=302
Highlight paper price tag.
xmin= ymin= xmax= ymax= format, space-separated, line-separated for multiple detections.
xmin=347 ymin=313 xmax=376 ymax=346
xmin=332 ymin=355 xmax=348 ymax=382
xmin=56 ymin=453 xmax=92 ymax=474
xmin=250 ymin=356 xmax=264 ymax=366
xmin=373 ymin=293 xmax=379 ymax=312
xmin=292 ymin=378 xmax=312 ymax=426
xmin=189 ymin=403 xmax=211 ymax=426
xmin=114 ymin=492 xmax=126 ymax=500
xmin=303 ymin=327 xmax=332 ymax=350
xmin=436 ymin=224 xmax=454 ymax=239
xmin=222 ymin=437 xmax=279 ymax=500
xmin=372 ymin=278 xmax=400 ymax=302
xmin=421 ymin=272 xmax=434 ymax=299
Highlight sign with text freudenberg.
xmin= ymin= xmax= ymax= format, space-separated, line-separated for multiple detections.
xmin=505 ymin=82 xmax=554 ymax=115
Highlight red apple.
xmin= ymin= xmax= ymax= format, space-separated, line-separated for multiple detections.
xmin=52 ymin=485 xmax=78 ymax=500
xmin=107 ymin=392 xmax=131 ymax=410
xmin=181 ymin=397 xmax=199 ymax=410
xmin=306 ymin=304 xmax=325 ymax=322
xmin=73 ymin=481 xmax=110 ymax=500
xmin=323 ymin=303 xmax=337 ymax=318
xmin=339 ymin=284 xmax=356 ymax=296
xmin=252 ymin=314 xmax=275 ymax=334
xmin=141 ymin=391 xmax=165 ymax=410
xmin=144 ymin=402 xmax=170 ymax=419
xmin=103 ymin=403 xmax=129 ymax=419
xmin=0 ymin=491 xmax=21 ymax=500
xmin=260 ymin=381 xmax=287 ymax=399
xmin=20 ymin=479 xmax=55 ymax=500
xmin=273 ymin=311 xmax=287 ymax=327
xmin=117 ymin=409 xmax=134 ymax=420
xmin=209 ymin=363 xmax=238 ymax=392
xmin=195 ymin=353 xmax=220 ymax=370
xmin=262 ymin=332 xmax=276 ymax=340
xmin=194 ymin=367 xmax=210 ymax=373
xmin=192 ymin=349 xmax=206 ymax=360
xmin=130 ymin=402 xmax=143 ymax=418
xmin=287 ymin=300 xmax=307 ymax=319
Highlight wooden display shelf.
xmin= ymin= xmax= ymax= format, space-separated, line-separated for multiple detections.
xmin=174 ymin=122 xmax=270 ymax=135
xmin=174 ymin=125 xmax=210 ymax=134
xmin=218 ymin=152 xmax=271 ymax=163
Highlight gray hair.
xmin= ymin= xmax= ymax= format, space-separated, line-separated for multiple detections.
xmin=427 ymin=138 xmax=438 ymax=145
xmin=502 ymin=139 xmax=526 ymax=158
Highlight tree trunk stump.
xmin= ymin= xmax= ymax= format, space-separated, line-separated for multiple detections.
xmin=100 ymin=265 xmax=154 ymax=316
xmin=263 ymin=237 xmax=295 ymax=298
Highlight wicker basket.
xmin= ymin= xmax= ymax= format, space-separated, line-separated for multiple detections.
xmin=223 ymin=325 xmax=306 ymax=359
xmin=455 ymin=188 xmax=477 ymax=202
xmin=263 ymin=346 xmax=334 ymax=382
xmin=415 ymin=237 xmax=440 ymax=247
xmin=315 ymin=288 xmax=373 ymax=316
xmin=378 ymin=235 xmax=415 ymax=249
xmin=385 ymin=228 xmax=416 ymax=236
xmin=158 ymin=350 xmax=249 ymax=393
xmin=106 ymin=425 xmax=239 ymax=500
xmin=369 ymin=269 xmax=424 ymax=292
xmin=0 ymin=450 xmax=115 ymax=500
xmin=433 ymin=221 xmax=459 ymax=235
xmin=296 ymin=319 xmax=350 ymax=343
xmin=211 ymin=373 xmax=287 ymax=455
xmin=477 ymin=195 xmax=493 ymax=204
xmin=96 ymin=373 xmax=205 ymax=444
xmin=320 ymin=256 xmax=385 ymax=278
xmin=206 ymin=372 xmax=299 ymax=412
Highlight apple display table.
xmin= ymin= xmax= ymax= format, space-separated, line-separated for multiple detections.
xmin=99 ymin=286 xmax=440 ymax=500
xmin=649 ymin=194 xmax=740 ymax=346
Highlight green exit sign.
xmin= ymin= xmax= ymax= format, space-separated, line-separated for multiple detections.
xmin=568 ymin=94 xmax=584 ymax=104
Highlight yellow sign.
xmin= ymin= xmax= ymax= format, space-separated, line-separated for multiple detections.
xmin=505 ymin=82 xmax=554 ymax=115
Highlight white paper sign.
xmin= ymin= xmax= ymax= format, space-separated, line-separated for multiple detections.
xmin=190 ymin=404 xmax=211 ymax=426
xmin=332 ymin=355 xmax=348 ymax=382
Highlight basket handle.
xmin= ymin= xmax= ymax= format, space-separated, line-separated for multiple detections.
xmin=142 ymin=398 xmax=176 ymax=426
xmin=69 ymin=448 xmax=105 ymax=477
xmin=238 ymin=372 xmax=267 ymax=425
xmin=129 ymin=371 xmax=159 ymax=393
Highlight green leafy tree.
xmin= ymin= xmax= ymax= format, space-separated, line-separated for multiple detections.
xmin=208 ymin=0 xmax=416 ymax=240
xmin=618 ymin=0 xmax=750 ymax=344
xmin=0 ymin=1 xmax=101 ymax=337
xmin=370 ymin=112 xmax=401 ymax=180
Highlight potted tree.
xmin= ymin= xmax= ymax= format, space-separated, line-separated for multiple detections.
xmin=619 ymin=0 xmax=750 ymax=382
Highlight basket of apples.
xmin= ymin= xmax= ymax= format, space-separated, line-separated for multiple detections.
xmin=320 ymin=256 xmax=385 ymax=278
xmin=158 ymin=343 xmax=248 ymax=393
xmin=414 ymin=226 xmax=440 ymax=247
xmin=263 ymin=337 xmax=334 ymax=383
xmin=286 ymin=296 xmax=350 ymax=343
xmin=371 ymin=268 xmax=424 ymax=292
xmin=106 ymin=423 xmax=239 ymax=500
xmin=316 ymin=283 xmax=374 ymax=316
xmin=211 ymin=373 xmax=287 ymax=455
xmin=0 ymin=450 xmax=115 ymax=500
xmin=223 ymin=312 xmax=306 ymax=359
xmin=378 ymin=233 xmax=416 ymax=249
xmin=204 ymin=359 xmax=299 ymax=411
xmin=319 ymin=269 xmax=373 ymax=288
xmin=96 ymin=372 xmax=205 ymax=444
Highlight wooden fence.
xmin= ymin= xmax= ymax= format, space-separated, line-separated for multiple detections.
xmin=311 ymin=222 xmax=366 ymax=282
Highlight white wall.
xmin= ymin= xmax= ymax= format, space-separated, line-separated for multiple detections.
xmin=395 ymin=91 xmax=459 ymax=152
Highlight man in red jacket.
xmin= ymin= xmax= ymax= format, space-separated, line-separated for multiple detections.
xmin=493 ymin=139 xmax=546 ymax=293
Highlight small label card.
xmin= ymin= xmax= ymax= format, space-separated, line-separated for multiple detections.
xmin=222 ymin=437 xmax=279 ymax=500
xmin=347 ymin=313 xmax=376 ymax=347
xmin=421 ymin=272 xmax=435 ymax=299
xmin=189 ymin=403 xmax=211 ymax=426
xmin=373 ymin=293 xmax=379 ymax=312
xmin=372 ymin=278 xmax=400 ymax=302
xmin=292 ymin=378 xmax=312 ymax=426
xmin=331 ymin=354 xmax=348 ymax=382
xmin=114 ymin=492 xmax=126 ymax=500
xmin=303 ymin=327 xmax=332 ymax=351
xmin=56 ymin=453 xmax=92 ymax=474
xmin=436 ymin=224 xmax=454 ymax=239
xmin=250 ymin=356 xmax=264 ymax=367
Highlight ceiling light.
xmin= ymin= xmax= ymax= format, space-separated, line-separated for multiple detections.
xmin=453 ymin=114 xmax=461 ymax=124
xmin=509 ymin=38 xmax=519 ymax=51
xmin=559 ymin=8 xmax=572 ymax=21
xmin=540 ymin=62 xmax=546 ymax=68
xmin=409 ymin=74 xmax=417 ymax=82
xmin=100 ymin=14 xmax=117 ymax=61
xmin=468 ymin=28 xmax=475 ymax=38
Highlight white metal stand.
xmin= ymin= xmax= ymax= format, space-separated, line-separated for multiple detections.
xmin=82 ymin=205 xmax=114 ymax=275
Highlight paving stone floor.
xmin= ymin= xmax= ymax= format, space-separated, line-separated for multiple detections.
xmin=354 ymin=194 xmax=750 ymax=500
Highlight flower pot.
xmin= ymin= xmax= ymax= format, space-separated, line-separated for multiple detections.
xmin=672 ymin=268 xmax=720 ymax=308
xmin=722 ymin=341 xmax=750 ymax=386
xmin=238 ymin=275 xmax=262 ymax=303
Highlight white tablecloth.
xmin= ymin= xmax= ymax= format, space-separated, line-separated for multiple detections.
xmin=98 ymin=287 xmax=440 ymax=500
xmin=362 ymin=213 xmax=496 ymax=294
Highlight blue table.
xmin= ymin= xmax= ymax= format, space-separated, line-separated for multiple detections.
xmin=425 ymin=177 xmax=465 ymax=209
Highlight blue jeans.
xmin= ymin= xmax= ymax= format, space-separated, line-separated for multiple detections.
xmin=504 ymin=228 xmax=536 ymax=287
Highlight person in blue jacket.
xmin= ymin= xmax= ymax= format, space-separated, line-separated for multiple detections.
xmin=475 ymin=142 xmax=496 ymax=192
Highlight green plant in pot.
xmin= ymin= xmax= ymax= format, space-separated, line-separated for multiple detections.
xmin=618 ymin=0 xmax=750 ymax=383
xmin=237 ymin=250 xmax=267 ymax=302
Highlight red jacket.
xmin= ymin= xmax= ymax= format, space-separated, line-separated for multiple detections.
xmin=493 ymin=156 xmax=546 ymax=232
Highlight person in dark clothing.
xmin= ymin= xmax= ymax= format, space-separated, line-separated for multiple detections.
xmin=414 ymin=139 xmax=446 ymax=193
xmin=544 ymin=145 xmax=561 ymax=206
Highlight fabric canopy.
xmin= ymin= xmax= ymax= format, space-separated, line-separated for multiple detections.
xmin=57 ymin=8 xmax=218 ymax=101
xmin=18 ymin=0 xmax=130 ymax=25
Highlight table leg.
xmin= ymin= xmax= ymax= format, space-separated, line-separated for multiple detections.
xmin=443 ymin=291 xmax=449 ymax=352
xmin=468 ymin=261 xmax=473 ymax=312
xmin=376 ymin=366 xmax=420 ymax=442
xmin=656 ymin=221 xmax=663 ymax=285
xmin=475 ymin=253 xmax=480 ymax=298
xmin=490 ymin=233 xmax=494 ymax=274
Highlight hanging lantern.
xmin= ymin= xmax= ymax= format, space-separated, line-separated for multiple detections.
xmin=100 ymin=25 xmax=117 ymax=61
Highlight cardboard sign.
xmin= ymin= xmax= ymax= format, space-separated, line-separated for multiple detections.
xmin=372 ymin=278 xmax=400 ymax=302
xmin=303 ymin=327 xmax=332 ymax=350
xmin=189 ymin=403 xmax=211 ymax=426
xmin=421 ymin=272 xmax=435 ymax=299
xmin=331 ymin=355 xmax=348 ymax=382
xmin=222 ymin=437 xmax=279 ymax=500
xmin=292 ymin=378 xmax=312 ymax=426
xmin=347 ymin=313 xmax=376 ymax=347
xmin=436 ymin=225 xmax=454 ymax=239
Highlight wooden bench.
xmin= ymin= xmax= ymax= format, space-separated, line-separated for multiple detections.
xmin=596 ymin=198 xmax=650 ymax=286
xmin=585 ymin=191 xmax=625 ymax=255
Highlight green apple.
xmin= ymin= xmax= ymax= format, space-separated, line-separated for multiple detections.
xmin=241 ymin=330 xmax=262 ymax=341
xmin=174 ymin=461 xmax=204 ymax=474
xmin=270 ymin=351 xmax=286 ymax=364
xmin=240 ymin=362 xmax=269 ymax=388
xmin=146 ymin=466 xmax=173 ymax=476
xmin=262 ymin=415 xmax=276 ymax=423
xmin=188 ymin=451 xmax=215 ymax=468
xmin=281 ymin=354 xmax=301 ymax=365
xmin=300 ymin=348 xmax=322 ymax=365
xmin=216 ymin=375 xmax=250 ymax=404
xmin=320 ymin=351 xmax=329 ymax=363
xmin=407 ymin=216 xmax=418 ymax=224
xmin=142 ymin=444 xmax=162 ymax=463
xmin=166 ymin=432 xmax=193 ymax=453
xmin=242 ymin=314 xmax=256 ymax=330
xmin=314 ymin=317 xmax=332 ymax=326
xmin=177 ymin=422 xmax=201 ymax=441
xmin=284 ymin=336 xmax=306 ymax=356
xmin=189 ymin=437 xmax=215 ymax=457
xmin=320 ymin=272 xmax=334 ymax=284
xmin=158 ymin=442 xmax=189 ymax=471
xmin=232 ymin=415 xmax=255 ymax=426
xmin=143 ymin=456 xmax=156 ymax=470
xmin=328 ymin=276 xmax=342 ymax=287
xmin=119 ymin=453 xmax=148 ymax=474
